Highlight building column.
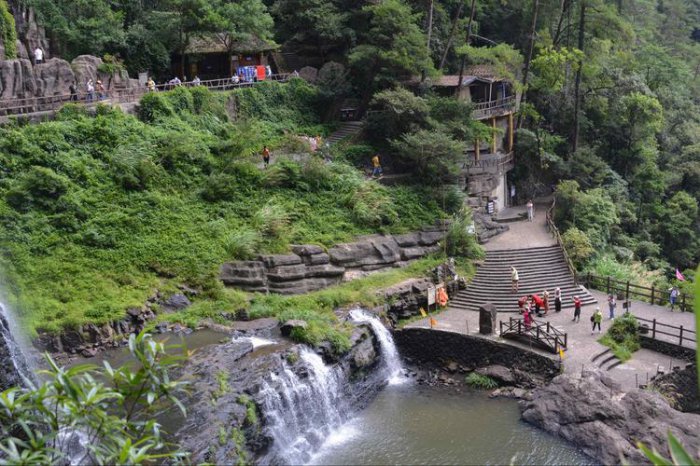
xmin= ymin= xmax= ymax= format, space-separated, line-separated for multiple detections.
xmin=475 ymin=139 xmax=480 ymax=161
xmin=508 ymin=113 xmax=514 ymax=152
xmin=491 ymin=118 xmax=497 ymax=154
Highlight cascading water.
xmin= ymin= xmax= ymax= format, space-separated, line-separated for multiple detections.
xmin=258 ymin=348 xmax=348 ymax=465
xmin=348 ymin=308 xmax=406 ymax=385
xmin=258 ymin=309 xmax=406 ymax=464
xmin=0 ymin=302 xmax=33 ymax=389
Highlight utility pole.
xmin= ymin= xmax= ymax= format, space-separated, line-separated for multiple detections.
xmin=572 ymin=0 xmax=586 ymax=153
xmin=456 ymin=0 xmax=477 ymax=96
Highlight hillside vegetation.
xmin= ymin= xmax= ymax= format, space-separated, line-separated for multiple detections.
xmin=0 ymin=81 xmax=450 ymax=336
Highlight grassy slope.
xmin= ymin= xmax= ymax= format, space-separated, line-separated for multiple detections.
xmin=0 ymin=80 xmax=447 ymax=339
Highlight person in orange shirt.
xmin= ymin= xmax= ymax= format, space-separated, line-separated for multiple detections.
xmin=371 ymin=154 xmax=382 ymax=178
xmin=262 ymin=145 xmax=271 ymax=168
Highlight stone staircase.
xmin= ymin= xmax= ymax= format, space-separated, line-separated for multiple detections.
xmin=452 ymin=245 xmax=596 ymax=313
xmin=327 ymin=121 xmax=363 ymax=145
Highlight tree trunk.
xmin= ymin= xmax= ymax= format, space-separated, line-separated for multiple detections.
xmin=438 ymin=1 xmax=465 ymax=71
xmin=422 ymin=0 xmax=435 ymax=81
xmin=517 ymin=0 xmax=540 ymax=129
xmin=552 ymin=0 xmax=571 ymax=47
xmin=572 ymin=0 xmax=586 ymax=153
xmin=456 ymin=0 xmax=477 ymax=96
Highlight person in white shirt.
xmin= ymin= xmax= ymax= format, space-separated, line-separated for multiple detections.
xmin=34 ymin=47 xmax=43 ymax=65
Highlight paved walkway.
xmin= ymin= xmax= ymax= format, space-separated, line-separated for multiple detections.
xmin=484 ymin=199 xmax=555 ymax=251
xmin=407 ymin=205 xmax=696 ymax=391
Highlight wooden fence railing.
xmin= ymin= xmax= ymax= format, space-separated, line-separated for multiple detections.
xmin=500 ymin=317 xmax=568 ymax=354
xmin=0 ymin=74 xmax=290 ymax=117
xmin=636 ymin=316 xmax=696 ymax=348
xmin=462 ymin=151 xmax=514 ymax=173
xmin=472 ymin=96 xmax=516 ymax=119
xmin=545 ymin=198 xmax=578 ymax=284
xmin=580 ymin=273 xmax=692 ymax=313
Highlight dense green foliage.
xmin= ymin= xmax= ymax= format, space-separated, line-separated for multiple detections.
xmin=599 ymin=313 xmax=640 ymax=361
xmin=0 ymin=332 xmax=188 ymax=464
xmin=0 ymin=82 xmax=446 ymax=336
xmin=0 ymin=0 xmax=16 ymax=59
xmin=465 ymin=372 xmax=498 ymax=389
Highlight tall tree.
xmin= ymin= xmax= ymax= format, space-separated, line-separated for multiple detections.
xmin=571 ymin=0 xmax=585 ymax=152
xmin=517 ymin=0 xmax=540 ymax=128
xmin=456 ymin=0 xmax=477 ymax=94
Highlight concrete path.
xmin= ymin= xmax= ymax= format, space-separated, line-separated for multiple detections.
xmin=484 ymin=199 xmax=555 ymax=251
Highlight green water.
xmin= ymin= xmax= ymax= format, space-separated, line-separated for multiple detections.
xmin=309 ymin=383 xmax=594 ymax=466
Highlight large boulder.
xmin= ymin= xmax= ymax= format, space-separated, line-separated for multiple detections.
xmin=0 ymin=58 xmax=35 ymax=99
xmin=34 ymin=58 xmax=75 ymax=96
xmin=521 ymin=370 xmax=700 ymax=465
xmin=71 ymin=55 xmax=102 ymax=88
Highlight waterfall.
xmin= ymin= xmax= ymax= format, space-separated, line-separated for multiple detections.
xmin=349 ymin=308 xmax=406 ymax=385
xmin=258 ymin=348 xmax=348 ymax=465
xmin=258 ymin=309 xmax=407 ymax=464
xmin=0 ymin=302 xmax=33 ymax=389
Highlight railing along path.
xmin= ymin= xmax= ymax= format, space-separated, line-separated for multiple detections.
xmin=0 ymin=74 xmax=290 ymax=116
xmin=499 ymin=316 xmax=568 ymax=354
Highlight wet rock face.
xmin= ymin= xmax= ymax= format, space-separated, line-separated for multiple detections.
xmin=521 ymin=370 xmax=700 ymax=465
xmin=173 ymin=323 xmax=384 ymax=465
xmin=0 ymin=314 xmax=22 ymax=391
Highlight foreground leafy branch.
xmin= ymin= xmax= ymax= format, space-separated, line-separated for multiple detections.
xmin=0 ymin=332 xmax=189 ymax=465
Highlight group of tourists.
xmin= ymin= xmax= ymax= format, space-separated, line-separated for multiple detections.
xmin=64 ymin=79 xmax=106 ymax=102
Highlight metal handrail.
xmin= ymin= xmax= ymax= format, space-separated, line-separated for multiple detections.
xmin=0 ymin=74 xmax=290 ymax=116
xmin=500 ymin=316 xmax=568 ymax=354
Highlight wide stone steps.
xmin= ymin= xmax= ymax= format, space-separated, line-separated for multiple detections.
xmin=451 ymin=245 xmax=596 ymax=313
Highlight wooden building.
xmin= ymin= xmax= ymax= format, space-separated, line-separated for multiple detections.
xmin=171 ymin=34 xmax=278 ymax=80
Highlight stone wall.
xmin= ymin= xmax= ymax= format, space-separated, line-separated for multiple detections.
xmin=639 ymin=335 xmax=696 ymax=362
xmin=393 ymin=327 xmax=560 ymax=382
xmin=220 ymin=228 xmax=446 ymax=295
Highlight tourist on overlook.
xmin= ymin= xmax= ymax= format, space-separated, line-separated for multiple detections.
xmin=86 ymin=79 xmax=95 ymax=102
xmin=510 ymin=184 xmax=516 ymax=206
xmin=554 ymin=287 xmax=562 ymax=313
xmin=669 ymin=286 xmax=679 ymax=311
xmin=572 ymin=295 xmax=581 ymax=322
xmin=147 ymin=77 xmax=156 ymax=92
xmin=371 ymin=154 xmax=383 ymax=178
xmin=542 ymin=289 xmax=550 ymax=314
xmin=511 ymin=266 xmax=519 ymax=292
xmin=526 ymin=199 xmax=534 ymax=222
xmin=34 ymin=47 xmax=43 ymax=65
xmin=607 ymin=294 xmax=616 ymax=319
xmin=591 ymin=307 xmax=603 ymax=334
xmin=523 ymin=306 xmax=532 ymax=329
xmin=192 ymin=76 xmax=201 ymax=86
xmin=69 ymin=83 xmax=78 ymax=102
xmin=96 ymin=80 xmax=105 ymax=100
xmin=261 ymin=145 xmax=271 ymax=168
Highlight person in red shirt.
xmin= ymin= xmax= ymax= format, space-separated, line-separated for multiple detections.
xmin=530 ymin=294 xmax=544 ymax=316
xmin=572 ymin=296 xmax=582 ymax=322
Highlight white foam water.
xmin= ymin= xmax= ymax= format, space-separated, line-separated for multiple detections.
xmin=349 ymin=308 xmax=407 ymax=385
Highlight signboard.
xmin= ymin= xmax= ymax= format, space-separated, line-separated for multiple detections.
xmin=427 ymin=286 xmax=436 ymax=306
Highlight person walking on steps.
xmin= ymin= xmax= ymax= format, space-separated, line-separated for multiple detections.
xmin=511 ymin=266 xmax=519 ymax=292
xmin=554 ymin=287 xmax=562 ymax=313
xmin=607 ymin=294 xmax=617 ymax=319
xmin=669 ymin=286 xmax=679 ymax=312
xmin=526 ymin=200 xmax=534 ymax=222
xmin=591 ymin=307 xmax=603 ymax=334
xmin=542 ymin=289 xmax=550 ymax=315
xmin=371 ymin=154 xmax=383 ymax=178
xmin=261 ymin=145 xmax=271 ymax=169
xmin=572 ymin=296 xmax=581 ymax=322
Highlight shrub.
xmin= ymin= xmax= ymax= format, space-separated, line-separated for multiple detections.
xmin=166 ymin=86 xmax=194 ymax=113
xmin=0 ymin=0 xmax=17 ymax=59
xmin=5 ymin=165 xmax=74 ymax=212
xmin=599 ymin=313 xmax=640 ymax=361
xmin=254 ymin=201 xmax=290 ymax=240
xmin=446 ymin=207 xmax=483 ymax=259
xmin=56 ymin=104 xmax=89 ymax=121
xmin=465 ymin=372 xmax=498 ymax=389
xmin=348 ymin=182 xmax=399 ymax=228
xmin=201 ymin=173 xmax=239 ymax=202
xmin=225 ymin=228 xmax=260 ymax=260
xmin=138 ymin=92 xmax=174 ymax=122
xmin=561 ymin=227 xmax=595 ymax=268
